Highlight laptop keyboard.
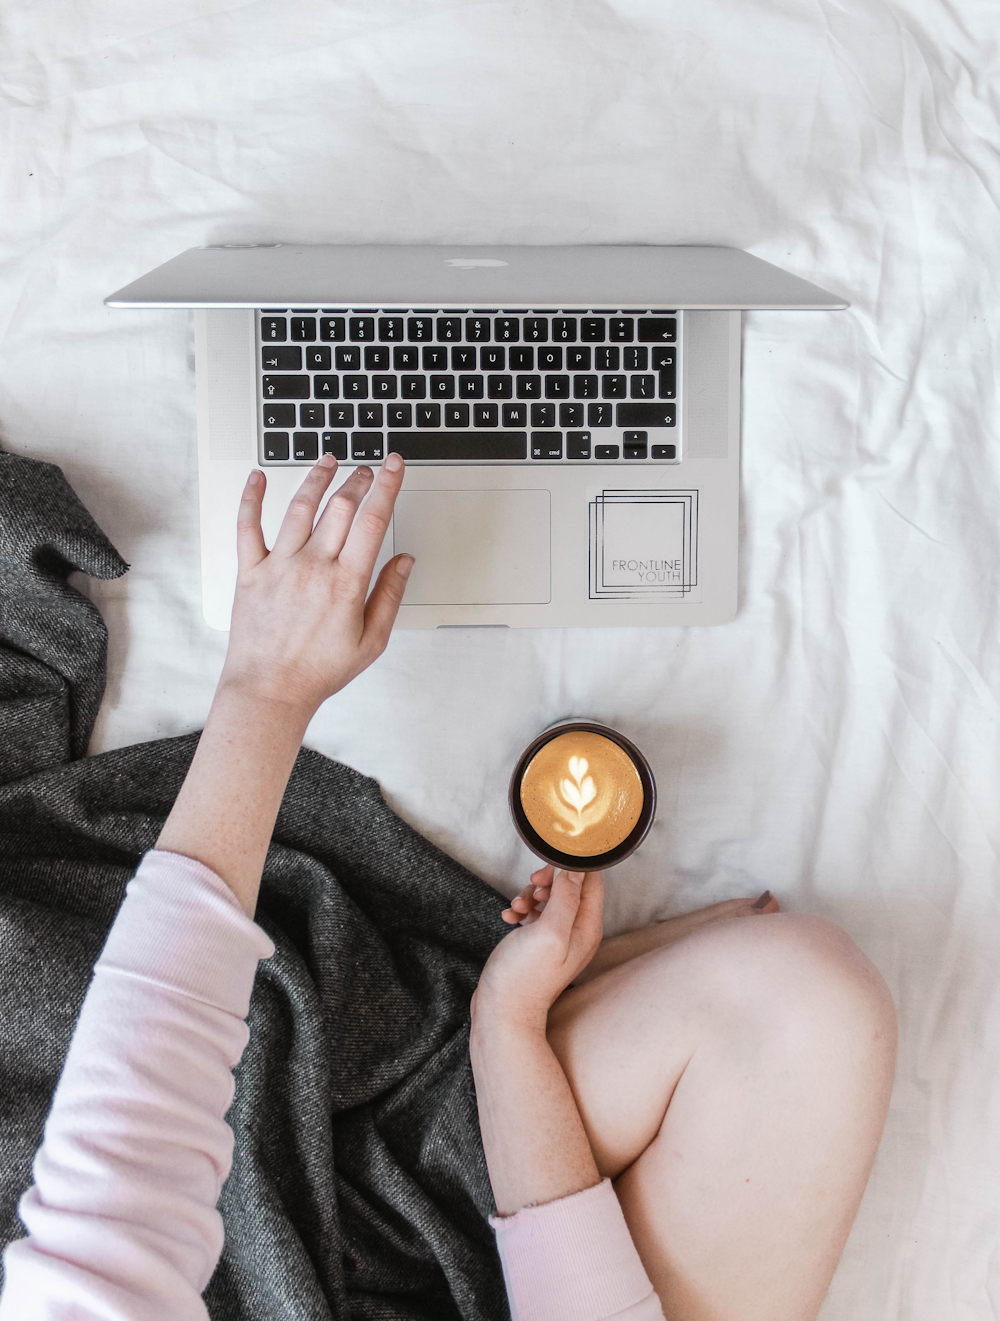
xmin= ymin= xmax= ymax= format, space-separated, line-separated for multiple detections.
xmin=257 ymin=309 xmax=681 ymax=464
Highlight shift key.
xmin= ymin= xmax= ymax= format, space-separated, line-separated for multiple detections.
xmin=616 ymin=403 xmax=675 ymax=428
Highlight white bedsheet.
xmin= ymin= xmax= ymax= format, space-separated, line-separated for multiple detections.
xmin=2 ymin=1 xmax=998 ymax=1314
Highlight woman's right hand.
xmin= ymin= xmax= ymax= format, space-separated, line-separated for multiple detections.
xmin=472 ymin=868 xmax=604 ymax=1031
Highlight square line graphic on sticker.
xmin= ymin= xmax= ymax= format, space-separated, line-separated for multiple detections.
xmin=589 ymin=490 xmax=699 ymax=600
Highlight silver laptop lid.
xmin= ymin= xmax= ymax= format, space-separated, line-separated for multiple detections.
xmin=105 ymin=244 xmax=848 ymax=311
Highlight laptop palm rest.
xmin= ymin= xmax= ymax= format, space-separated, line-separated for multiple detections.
xmin=392 ymin=488 xmax=551 ymax=606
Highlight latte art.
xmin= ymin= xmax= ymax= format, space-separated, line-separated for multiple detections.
xmin=520 ymin=731 xmax=645 ymax=858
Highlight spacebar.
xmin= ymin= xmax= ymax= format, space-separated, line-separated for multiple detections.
xmin=388 ymin=432 xmax=527 ymax=460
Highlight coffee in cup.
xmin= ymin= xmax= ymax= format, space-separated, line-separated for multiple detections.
xmin=509 ymin=721 xmax=656 ymax=869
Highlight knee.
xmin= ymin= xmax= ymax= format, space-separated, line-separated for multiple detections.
xmin=690 ymin=911 xmax=898 ymax=1056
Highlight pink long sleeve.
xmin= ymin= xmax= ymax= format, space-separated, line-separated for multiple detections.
xmin=489 ymin=1178 xmax=666 ymax=1321
xmin=0 ymin=850 xmax=274 ymax=1320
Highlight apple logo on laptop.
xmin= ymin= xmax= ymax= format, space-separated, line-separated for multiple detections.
xmin=444 ymin=257 xmax=509 ymax=268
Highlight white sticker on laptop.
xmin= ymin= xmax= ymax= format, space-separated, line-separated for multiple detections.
xmin=589 ymin=490 xmax=699 ymax=601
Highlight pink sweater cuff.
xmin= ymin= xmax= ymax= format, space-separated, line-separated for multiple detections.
xmin=489 ymin=1178 xmax=663 ymax=1320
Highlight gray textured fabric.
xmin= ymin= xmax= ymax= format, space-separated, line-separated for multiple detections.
xmin=0 ymin=450 xmax=511 ymax=1321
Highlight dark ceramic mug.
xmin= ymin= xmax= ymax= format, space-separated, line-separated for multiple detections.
xmin=508 ymin=719 xmax=657 ymax=870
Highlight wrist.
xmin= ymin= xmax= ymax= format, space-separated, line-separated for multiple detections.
xmin=470 ymin=994 xmax=550 ymax=1045
xmin=214 ymin=666 xmax=317 ymax=731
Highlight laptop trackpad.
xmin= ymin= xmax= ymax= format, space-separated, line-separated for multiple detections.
xmin=393 ymin=489 xmax=551 ymax=605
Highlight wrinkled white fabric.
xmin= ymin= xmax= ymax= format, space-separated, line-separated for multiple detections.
xmin=1 ymin=3 xmax=998 ymax=1316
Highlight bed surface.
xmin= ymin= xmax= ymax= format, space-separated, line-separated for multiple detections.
xmin=2 ymin=1 xmax=998 ymax=1313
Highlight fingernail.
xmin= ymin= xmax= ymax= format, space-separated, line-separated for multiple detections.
xmin=385 ymin=451 xmax=403 ymax=472
xmin=396 ymin=554 xmax=415 ymax=579
xmin=248 ymin=470 xmax=262 ymax=486
xmin=319 ymin=453 xmax=337 ymax=467
xmin=568 ymin=871 xmax=585 ymax=882
xmin=752 ymin=890 xmax=772 ymax=910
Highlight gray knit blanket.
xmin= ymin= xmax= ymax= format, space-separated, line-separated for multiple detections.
xmin=0 ymin=450 xmax=511 ymax=1321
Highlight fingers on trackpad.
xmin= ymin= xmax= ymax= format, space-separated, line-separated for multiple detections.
xmin=393 ymin=489 xmax=550 ymax=605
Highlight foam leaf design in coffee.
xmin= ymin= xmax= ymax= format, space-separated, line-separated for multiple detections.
xmin=520 ymin=731 xmax=645 ymax=858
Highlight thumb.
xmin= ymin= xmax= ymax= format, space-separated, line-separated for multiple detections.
xmin=539 ymin=870 xmax=586 ymax=942
xmin=362 ymin=554 xmax=414 ymax=649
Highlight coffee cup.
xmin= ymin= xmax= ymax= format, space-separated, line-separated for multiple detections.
xmin=509 ymin=720 xmax=657 ymax=870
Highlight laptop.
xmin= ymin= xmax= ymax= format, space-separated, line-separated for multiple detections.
xmin=105 ymin=245 xmax=846 ymax=630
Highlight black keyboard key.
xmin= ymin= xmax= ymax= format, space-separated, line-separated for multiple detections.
xmin=481 ymin=346 xmax=505 ymax=370
xmin=445 ymin=403 xmax=470 ymax=427
xmin=516 ymin=375 xmax=541 ymax=399
xmin=623 ymin=431 xmax=648 ymax=459
xmin=638 ymin=317 xmax=677 ymax=342
xmin=503 ymin=402 xmax=527 ymax=426
xmin=262 ymin=346 xmax=301 ymax=370
xmin=416 ymin=403 xmax=442 ymax=427
xmin=336 ymin=346 xmax=361 ymax=370
xmin=509 ymin=347 xmax=534 ymax=370
xmin=313 ymin=375 xmax=339 ymax=398
xmin=495 ymin=317 xmax=519 ymax=342
xmin=291 ymin=317 xmax=316 ymax=342
xmin=595 ymin=347 xmax=619 ymax=370
xmin=652 ymin=347 xmax=675 ymax=369
xmin=488 ymin=375 xmax=513 ymax=399
xmin=466 ymin=316 xmax=491 ymax=341
xmin=602 ymin=375 xmax=626 ymax=399
xmin=581 ymin=318 xmax=605 ymax=342
xmin=388 ymin=432 xmax=527 ymax=460
xmin=408 ymin=317 xmax=433 ymax=341
xmin=659 ymin=365 xmax=676 ymax=399
xmin=429 ymin=375 xmax=455 ymax=399
xmin=437 ymin=316 xmax=462 ymax=342
xmin=372 ymin=375 xmax=397 ymax=399
xmin=595 ymin=444 xmax=619 ymax=460
xmin=364 ymin=346 xmax=390 ymax=370
xmin=293 ymin=431 xmax=319 ymax=460
xmin=262 ymin=403 xmax=295 ymax=427
xmin=552 ymin=318 xmax=576 ymax=342
xmin=559 ymin=402 xmax=584 ymax=427
xmin=306 ymin=346 xmax=331 ymax=371
xmin=320 ymin=317 xmax=345 ymax=342
xmin=351 ymin=433 xmax=383 ymax=460
xmin=652 ymin=443 xmax=677 ymax=459
xmin=609 ymin=318 xmax=634 ymax=342
xmin=474 ymin=402 xmax=498 ymax=426
xmin=531 ymin=403 xmax=556 ymax=428
xmin=329 ymin=403 xmax=355 ymax=427
xmin=401 ymin=375 xmax=427 ymax=399
xmin=538 ymin=346 xmax=562 ymax=370
xmin=458 ymin=374 xmax=484 ymax=399
xmin=358 ymin=403 xmax=383 ymax=428
xmin=349 ymin=316 xmax=375 ymax=342
xmin=260 ymin=317 xmax=287 ymax=341
xmin=630 ymin=375 xmax=655 ymax=399
xmin=567 ymin=347 xmax=591 ymax=370
xmin=523 ymin=317 xmax=548 ymax=342
xmin=567 ymin=430 xmax=591 ymax=459
xmin=387 ymin=403 xmax=412 ymax=428
xmin=423 ymin=346 xmax=448 ymax=370
xmin=588 ymin=403 xmax=613 ymax=427
xmin=264 ymin=432 xmax=289 ymax=460
xmin=394 ymin=345 xmax=420 ymax=369
xmin=624 ymin=347 xmax=648 ymax=370
xmin=573 ymin=374 xmax=599 ymax=399
xmin=343 ymin=375 xmax=369 ymax=399
xmin=322 ymin=431 xmax=348 ymax=460
xmin=379 ymin=316 xmax=404 ymax=341
xmin=300 ymin=404 xmax=325 ymax=426
xmin=262 ymin=375 xmax=310 ymax=400
xmin=531 ymin=432 xmax=562 ymax=459
xmin=452 ymin=346 xmax=477 ymax=370
xmin=616 ymin=403 xmax=676 ymax=428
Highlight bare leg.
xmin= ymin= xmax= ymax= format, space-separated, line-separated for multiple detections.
xmin=546 ymin=910 xmax=897 ymax=1321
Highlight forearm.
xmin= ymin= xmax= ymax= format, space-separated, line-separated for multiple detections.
xmin=156 ymin=676 xmax=310 ymax=918
xmin=470 ymin=1007 xmax=600 ymax=1217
